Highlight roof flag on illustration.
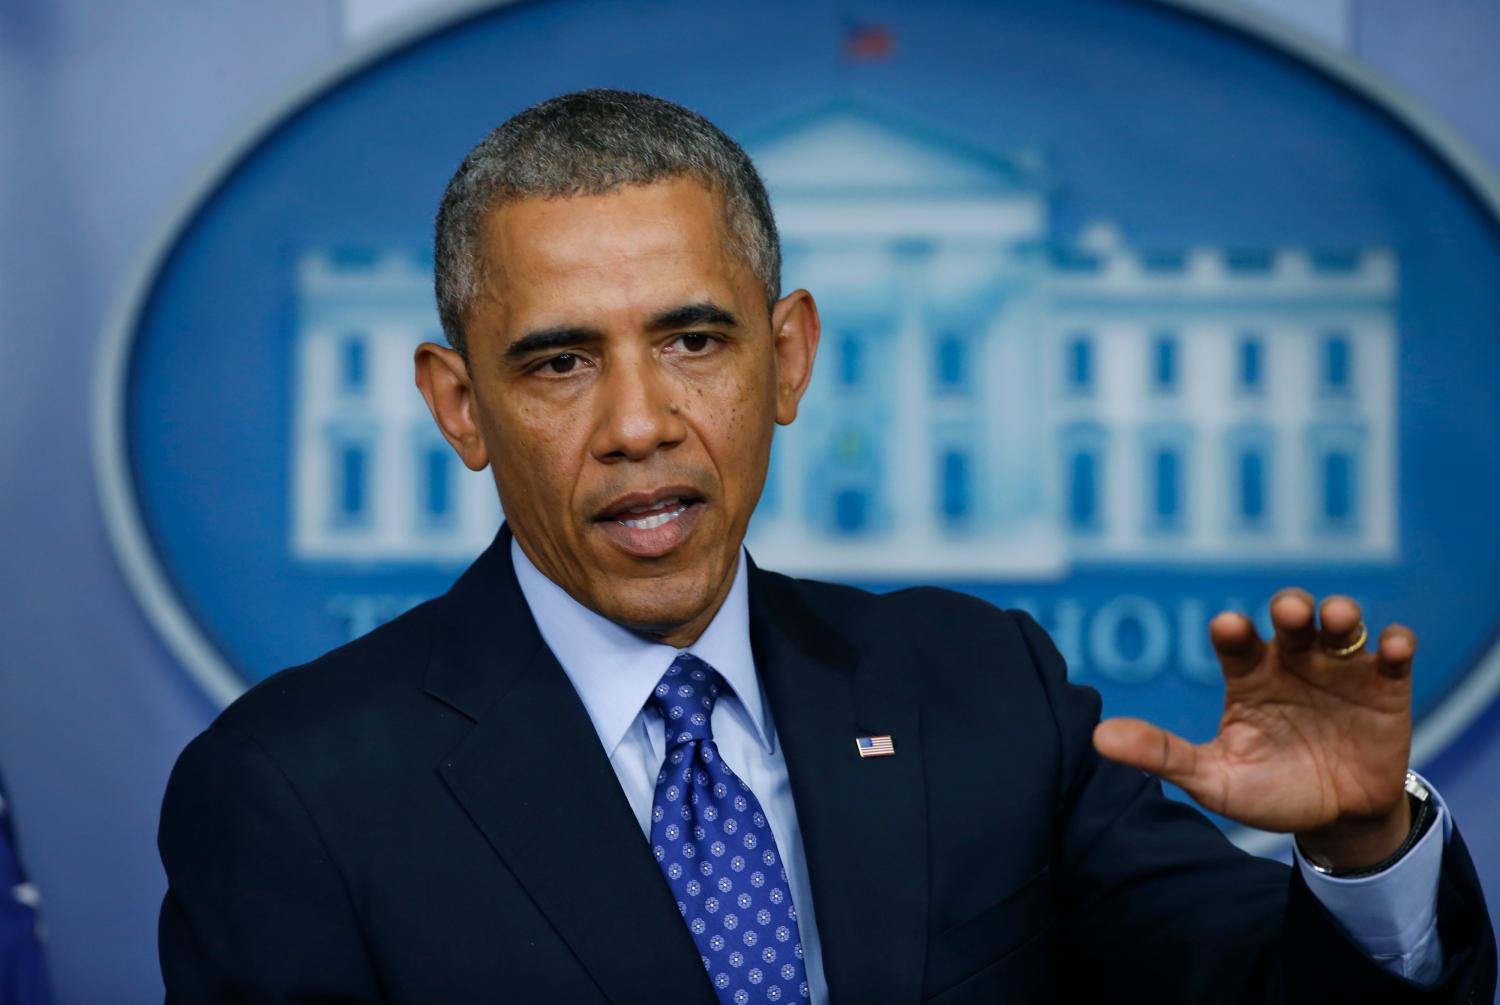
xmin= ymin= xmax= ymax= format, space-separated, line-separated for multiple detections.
xmin=843 ymin=21 xmax=893 ymax=61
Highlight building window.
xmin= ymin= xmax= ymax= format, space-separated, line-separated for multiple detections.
xmin=339 ymin=335 xmax=367 ymax=394
xmin=940 ymin=450 xmax=970 ymax=522
xmin=1307 ymin=423 xmax=1364 ymax=534
xmin=826 ymin=425 xmax=877 ymax=535
xmin=935 ymin=334 xmax=967 ymax=393
xmin=1151 ymin=446 xmax=1183 ymax=525
xmin=1322 ymin=450 xmax=1356 ymax=525
xmin=1238 ymin=336 xmax=1263 ymax=392
xmin=1139 ymin=426 xmax=1192 ymax=533
xmin=1227 ymin=426 xmax=1274 ymax=531
xmin=1152 ymin=333 xmax=1178 ymax=392
xmin=336 ymin=441 xmax=368 ymax=523
xmin=1239 ymin=447 xmax=1266 ymax=522
xmin=1066 ymin=335 xmax=1093 ymax=394
xmin=834 ymin=489 xmax=868 ymax=533
xmin=422 ymin=445 xmax=452 ymax=522
xmin=839 ymin=334 xmax=863 ymax=387
xmin=1322 ymin=333 xmax=1352 ymax=395
xmin=836 ymin=425 xmax=863 ymax=463
xmin=1068 ymin=448 xmax=1098 ymax=530
xmin=1063 ymin=424 xmax=1107 ymax=533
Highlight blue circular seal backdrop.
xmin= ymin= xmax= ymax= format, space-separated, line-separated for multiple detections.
xmin=100 ymin=0 xmax=1500 ymax=827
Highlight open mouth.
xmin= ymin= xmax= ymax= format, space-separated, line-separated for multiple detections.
xmin=594 ymin=488 xmax=707 ymax=558
xmin=614 ymin=496 xmax=692 ymax=531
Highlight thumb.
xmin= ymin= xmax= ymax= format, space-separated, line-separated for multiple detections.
xmin=1093 ymin=717 xmax=1207 ymax=793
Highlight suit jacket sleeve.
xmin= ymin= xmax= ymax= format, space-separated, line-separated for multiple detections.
xmin=1009 ymin=610 xmax=1496 ymax=1004
xmin=158 ymin=722 xmax=384 ymax=1004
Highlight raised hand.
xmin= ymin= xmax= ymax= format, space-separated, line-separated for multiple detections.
xmin=1093 ymin=589 xmax=1417 ymax=869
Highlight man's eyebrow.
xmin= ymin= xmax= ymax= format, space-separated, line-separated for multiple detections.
xmin=502 ymin=303 xmax=738 ymax=361
xmin=645 ymin=302 xmax=741 ymax=332
xmin=503 ymin=326 xmax=601 ymax=361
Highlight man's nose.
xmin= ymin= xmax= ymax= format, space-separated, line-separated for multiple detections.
xmin=590 ymin=355 xmax=687 ymax=462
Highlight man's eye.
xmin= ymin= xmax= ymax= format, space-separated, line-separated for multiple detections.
xmin=675 ymin=333 xmax=712 ymax=353
xmin=543 ymin=353 xmax=579 ymax=374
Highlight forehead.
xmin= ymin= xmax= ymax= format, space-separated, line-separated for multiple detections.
xmin=479 ymin=178 xmax=748 ymax=315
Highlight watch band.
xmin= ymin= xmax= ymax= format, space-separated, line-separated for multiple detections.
xmin=1303 ymin=771 xmax=1436 ymax=879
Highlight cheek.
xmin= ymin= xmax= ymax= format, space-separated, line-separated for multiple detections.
xmin=695 ymin=366 xmax=776 ymax=478
xmin=489 ymin=403 xmax=579 ymax=510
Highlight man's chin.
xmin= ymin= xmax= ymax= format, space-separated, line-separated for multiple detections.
xmin=587 ymin=571 xmax=731 ymax=644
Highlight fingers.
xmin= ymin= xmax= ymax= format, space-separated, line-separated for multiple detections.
xmin=1375 ymin=624 xmax=1418 ymax=680
xmin=1268 ymin=589 xmax=1414 ymax=678
xmin=1318 ymin=595 xmax=1365 ymax=655
xmin=1269 ymin=588 xmax=1317 ymax=654
xmin=1209 ymin=611 xmax=1264 ymax=677
xmin=1270 ymin=590 xmax=1370 ymax=657
xmin=1093 ymin=718 xmax=1204 ymax=792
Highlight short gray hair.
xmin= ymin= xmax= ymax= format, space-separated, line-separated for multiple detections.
xmin=433 ymin=89 xmax=781 ymax=356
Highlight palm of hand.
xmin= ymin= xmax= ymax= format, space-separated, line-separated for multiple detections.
xmin=1204 ymin=642 xmax=1411 ymax=833
xmin=1094 ymin=590 xmax=1416 ymax=836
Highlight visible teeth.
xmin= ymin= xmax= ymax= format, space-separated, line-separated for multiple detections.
xmin=625 ymin=496 xmax=681 ymax=515
xmin=619 ymin=505 xmax=688 ymax=531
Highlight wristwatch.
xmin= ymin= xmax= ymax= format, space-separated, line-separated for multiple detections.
xmin=1302 ymin=771 xmax=1436 ymax=879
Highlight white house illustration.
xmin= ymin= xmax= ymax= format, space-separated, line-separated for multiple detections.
xmin=289 ymin=102 xmax=1398 ymax=576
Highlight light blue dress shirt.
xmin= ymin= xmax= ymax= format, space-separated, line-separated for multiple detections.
xmin=1294 ymin=786 xmax=1449 ymax=983
xmin=512 ymin=539 xmax=1447 ymax=995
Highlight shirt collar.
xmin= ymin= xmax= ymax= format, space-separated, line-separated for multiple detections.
xmin=510 ymin=537 xmax=770 ymax=758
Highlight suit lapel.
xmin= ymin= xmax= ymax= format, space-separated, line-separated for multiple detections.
xmin=424 ymin=531 xmax=715 ymax=1004
xmin=749 ymin=565 xmax=930 ymax=1003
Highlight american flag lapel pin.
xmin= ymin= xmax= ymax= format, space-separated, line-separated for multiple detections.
xmin=855 ymin=734 xmax=895 ymax=758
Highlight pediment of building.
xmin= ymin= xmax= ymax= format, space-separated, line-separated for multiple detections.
xmin=747 ymin=100 xmax=1046 ymax=198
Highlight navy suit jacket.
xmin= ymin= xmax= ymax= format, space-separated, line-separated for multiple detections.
xmin=159 ymin=530 xmax=1496 ymax=1002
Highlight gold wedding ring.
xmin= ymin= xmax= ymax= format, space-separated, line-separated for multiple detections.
xmin=1323 ymin=620 xmax=1369 ymax=658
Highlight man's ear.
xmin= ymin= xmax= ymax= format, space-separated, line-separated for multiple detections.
xmin=770 ymin=289 xmax=821 ymax=426
xmin=414 ymin=342 xmax=490 ymax=471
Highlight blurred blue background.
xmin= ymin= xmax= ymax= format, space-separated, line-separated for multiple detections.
xmin=4 ymin=1 xmax=1500 ymax=1001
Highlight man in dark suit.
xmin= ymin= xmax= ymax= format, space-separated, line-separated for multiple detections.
xmin=159 ymin=90 xmax=1495 ymax=1003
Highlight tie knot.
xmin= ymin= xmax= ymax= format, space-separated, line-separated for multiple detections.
xmin=650 ymin=653 xmax=721 ymax=748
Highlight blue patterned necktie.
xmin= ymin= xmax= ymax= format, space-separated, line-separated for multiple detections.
xmin=648 ymin=653 xmax=810 ymax=1004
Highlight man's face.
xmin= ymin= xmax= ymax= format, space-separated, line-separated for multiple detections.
xmin=418 ymin=178 xmax=819 ymax=644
